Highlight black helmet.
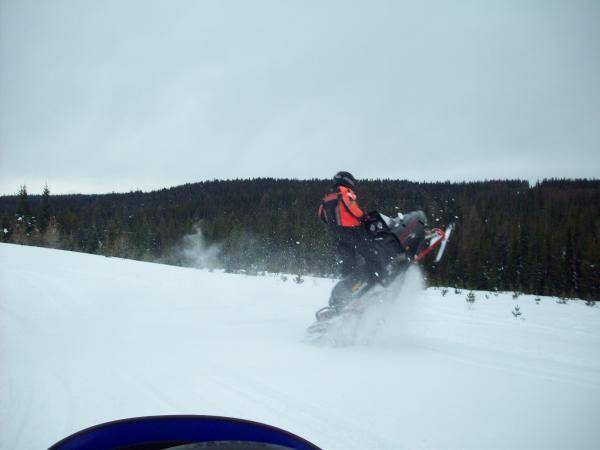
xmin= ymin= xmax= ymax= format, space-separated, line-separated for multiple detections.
xmin=333 ymin=171 xmax=357 ymax=189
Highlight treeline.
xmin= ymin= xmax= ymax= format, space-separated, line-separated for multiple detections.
xmin=0 ymin=178 xmax=598 ymax=300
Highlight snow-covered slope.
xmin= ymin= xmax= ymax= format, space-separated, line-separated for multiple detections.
xmin=1 ymin=243 xmax=599 ymax=449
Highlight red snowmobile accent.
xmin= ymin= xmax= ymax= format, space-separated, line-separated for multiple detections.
xmin=414 ymin=228 xmax=446 ymax=262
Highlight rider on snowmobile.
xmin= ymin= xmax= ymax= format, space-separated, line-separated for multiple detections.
xmin=318 ymin=171 xmax=380 ymax=281
xmin=310 ymin=176 xmax=453 ymax=335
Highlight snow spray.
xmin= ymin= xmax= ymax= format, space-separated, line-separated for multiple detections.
xmin=179 ymin=225 xmax=221 ymax=269
xmin=315 ymin=266 xmax=427 ymax=347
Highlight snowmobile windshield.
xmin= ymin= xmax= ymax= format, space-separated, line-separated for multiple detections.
xmin=380 ymin=213 xmax=392 ymax=227
xmin=166 ymin=443 xmax=296 ymax=449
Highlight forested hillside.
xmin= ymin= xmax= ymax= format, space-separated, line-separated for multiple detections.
xmin=1 ymin=178 xmax=598 ymax=300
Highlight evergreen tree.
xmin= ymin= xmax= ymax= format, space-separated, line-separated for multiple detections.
xmin=16 ymin=185 xmax=31 ymax=218
xmin=40 ymin=184 xmax=51 ymax=231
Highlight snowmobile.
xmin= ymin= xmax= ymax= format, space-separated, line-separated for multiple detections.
xmin=49 ymin=415 xmax=321 ymax=449
xmin=307 ymin=210 xmax=453 ymax=337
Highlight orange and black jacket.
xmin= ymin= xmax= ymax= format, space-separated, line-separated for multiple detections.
xmin=318 ymin=185 xmax=364 ymax=228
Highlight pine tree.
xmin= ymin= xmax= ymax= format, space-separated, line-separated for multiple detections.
xmin=16 ymin=185 xmax=31 ymax=218
xmin=40 ymin=184 xmax=51 ymax=231
xmin=15 ymin=185 xmax=35 ymax=237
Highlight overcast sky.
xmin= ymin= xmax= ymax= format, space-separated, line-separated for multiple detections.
xmin=1 ymin=0 xmax=599 ymax=195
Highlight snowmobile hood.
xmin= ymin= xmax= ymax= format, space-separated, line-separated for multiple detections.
xmin=49 ymin=415 xmax=321 ymax=450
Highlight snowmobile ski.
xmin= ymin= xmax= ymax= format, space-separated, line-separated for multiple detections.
xmin=434 ymin=222 xmax=453 ymax=263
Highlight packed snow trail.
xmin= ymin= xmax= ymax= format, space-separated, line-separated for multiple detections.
xmin=1 ymin=243 xmax=599 ymax=449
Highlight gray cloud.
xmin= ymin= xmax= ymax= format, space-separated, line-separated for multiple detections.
xmin=1 ymin=0 xmax=599 ymax=194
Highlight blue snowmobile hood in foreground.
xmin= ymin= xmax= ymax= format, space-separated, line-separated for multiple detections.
xmin=49 ymin=415 xmax=321 ymax=450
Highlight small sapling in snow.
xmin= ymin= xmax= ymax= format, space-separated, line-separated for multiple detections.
xmin=466 ymin=291 xmax=476 ymax=305
xmin=512 ymin=304 xmax=522 ymax=318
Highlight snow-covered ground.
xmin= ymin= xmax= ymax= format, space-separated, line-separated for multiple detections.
xmin=1 ymin=243 xmax=599 ymax=450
